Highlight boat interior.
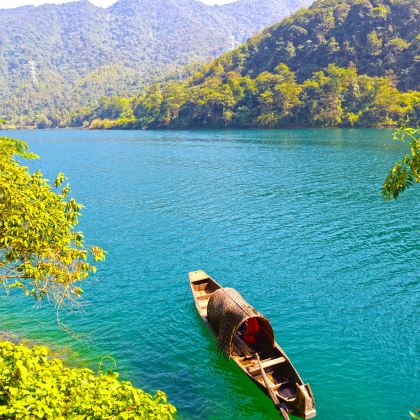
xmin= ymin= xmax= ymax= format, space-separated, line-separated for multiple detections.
xmin=190 ymin=275 xmax=219 ymax=296
xmin=190 ymin=275 xmax=219 ymax=314
xmin=233 ymin=318 xmax=300 ymax=402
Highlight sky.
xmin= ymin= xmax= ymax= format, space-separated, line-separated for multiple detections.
xmin=0 ymin=0 xmax=235 ymax=8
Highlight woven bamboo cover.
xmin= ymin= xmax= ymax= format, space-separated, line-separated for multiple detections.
xmin=207 ymin=287 xmax=274 ymax=357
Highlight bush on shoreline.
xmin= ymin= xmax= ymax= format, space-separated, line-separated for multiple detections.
xmin=0 ymin=341 xmax=176 ymax=419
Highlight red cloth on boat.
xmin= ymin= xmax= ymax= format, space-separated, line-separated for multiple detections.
xmin=243 ymin=318 xmax=259 ymax=345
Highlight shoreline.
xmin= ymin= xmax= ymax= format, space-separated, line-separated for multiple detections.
xmin=0 ymin=126 xmax=396 ymax=132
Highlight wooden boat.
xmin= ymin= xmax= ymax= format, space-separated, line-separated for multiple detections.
xmin=189 ymin=270 xmax=316 ymax=419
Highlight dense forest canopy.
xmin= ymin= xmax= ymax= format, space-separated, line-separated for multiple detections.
xmin=75 ymin=65 xmax=419 ymax=129
xmin=221 ymin=0 xmax=420 ymax=91
xmin=0 ymin=0 xmax=311 ymax=124
xmin=60 ymin=0 xmax=419 ymax=130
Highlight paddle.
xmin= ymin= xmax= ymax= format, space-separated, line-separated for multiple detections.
xmin=256 ymin=353 xmax=290 ymax=420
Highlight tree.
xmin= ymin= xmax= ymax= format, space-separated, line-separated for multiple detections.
xmin=133 ymin=85 xmax=164 ymax=128
xmin=0 ymin=137 xmax=105 ymax=305
xmin=367 ymin=31 xmax=383 ymax=56
xmin=382 ymin=126 xmax=419 ymax=199
xmin=95 ymin=96 xmax=132 ymax=120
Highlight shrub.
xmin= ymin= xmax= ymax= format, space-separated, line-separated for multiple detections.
xmin=0 ymin=341 xmax=176 ymax=419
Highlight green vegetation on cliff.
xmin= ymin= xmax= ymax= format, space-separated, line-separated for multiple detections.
xmin=0 ymin=341 xmax=175 ymax=418
xmin=72 ymin=63 xmax=419 ymax=129
xmin=45 ymin=0 xmax=420 ymax=130
xmin=218 ymin=0 xmax=419 ymax=91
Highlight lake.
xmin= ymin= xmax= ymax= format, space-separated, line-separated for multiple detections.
xmin=0 ymin=129 xmax=418 ymax=419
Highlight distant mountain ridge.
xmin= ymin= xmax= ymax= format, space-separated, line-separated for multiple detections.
xmin=0 ymin=0 xmax=312 ymax=122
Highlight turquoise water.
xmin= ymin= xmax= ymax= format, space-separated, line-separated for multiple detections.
xmin=0 ymin=129 xmax=418 ymax=419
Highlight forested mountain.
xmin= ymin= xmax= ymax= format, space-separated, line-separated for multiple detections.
xmin=219 ymin=0 xmax=419 ymax=90
xmin=0 ymin=0 xmax=311 ymax=125
xmin=75 ymin=0 xmax=419 ymax=130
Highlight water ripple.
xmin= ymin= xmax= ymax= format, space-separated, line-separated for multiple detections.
xmin=0 ymin=128 xmax=418 ymax=419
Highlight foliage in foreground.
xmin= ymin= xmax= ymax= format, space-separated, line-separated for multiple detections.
xmin=410 ymin=407 xmax=420 ymax=419
xmin=0 ymin=341 xmax=176 ymax=419
xmin=383 ymin=126 xmax=419 ymax=199
xmin=0 ymin=137 xmax=105 ymax=304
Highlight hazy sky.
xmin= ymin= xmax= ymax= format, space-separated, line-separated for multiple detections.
xmin=0 ymin=0 xmax=235 ymax=8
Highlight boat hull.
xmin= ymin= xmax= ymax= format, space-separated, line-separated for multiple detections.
xmin=189 ymin=270 xmax=316 ymax=419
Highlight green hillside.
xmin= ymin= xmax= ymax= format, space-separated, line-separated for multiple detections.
xmin=67 ymin=0 xmax=419 ymax=130
xmin=223 ymin=0 xmax=419 ymax=91
xmin=0 ymin=0 xmax=311 ymax=124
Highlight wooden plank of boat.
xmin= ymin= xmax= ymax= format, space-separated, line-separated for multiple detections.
xmin=255 ymin=354 xmax=291 ymax=420
xmin=248 ymin=356 xmax=287 ymax=375
xmin=189 ymin=270 xmax=316 ymax=419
